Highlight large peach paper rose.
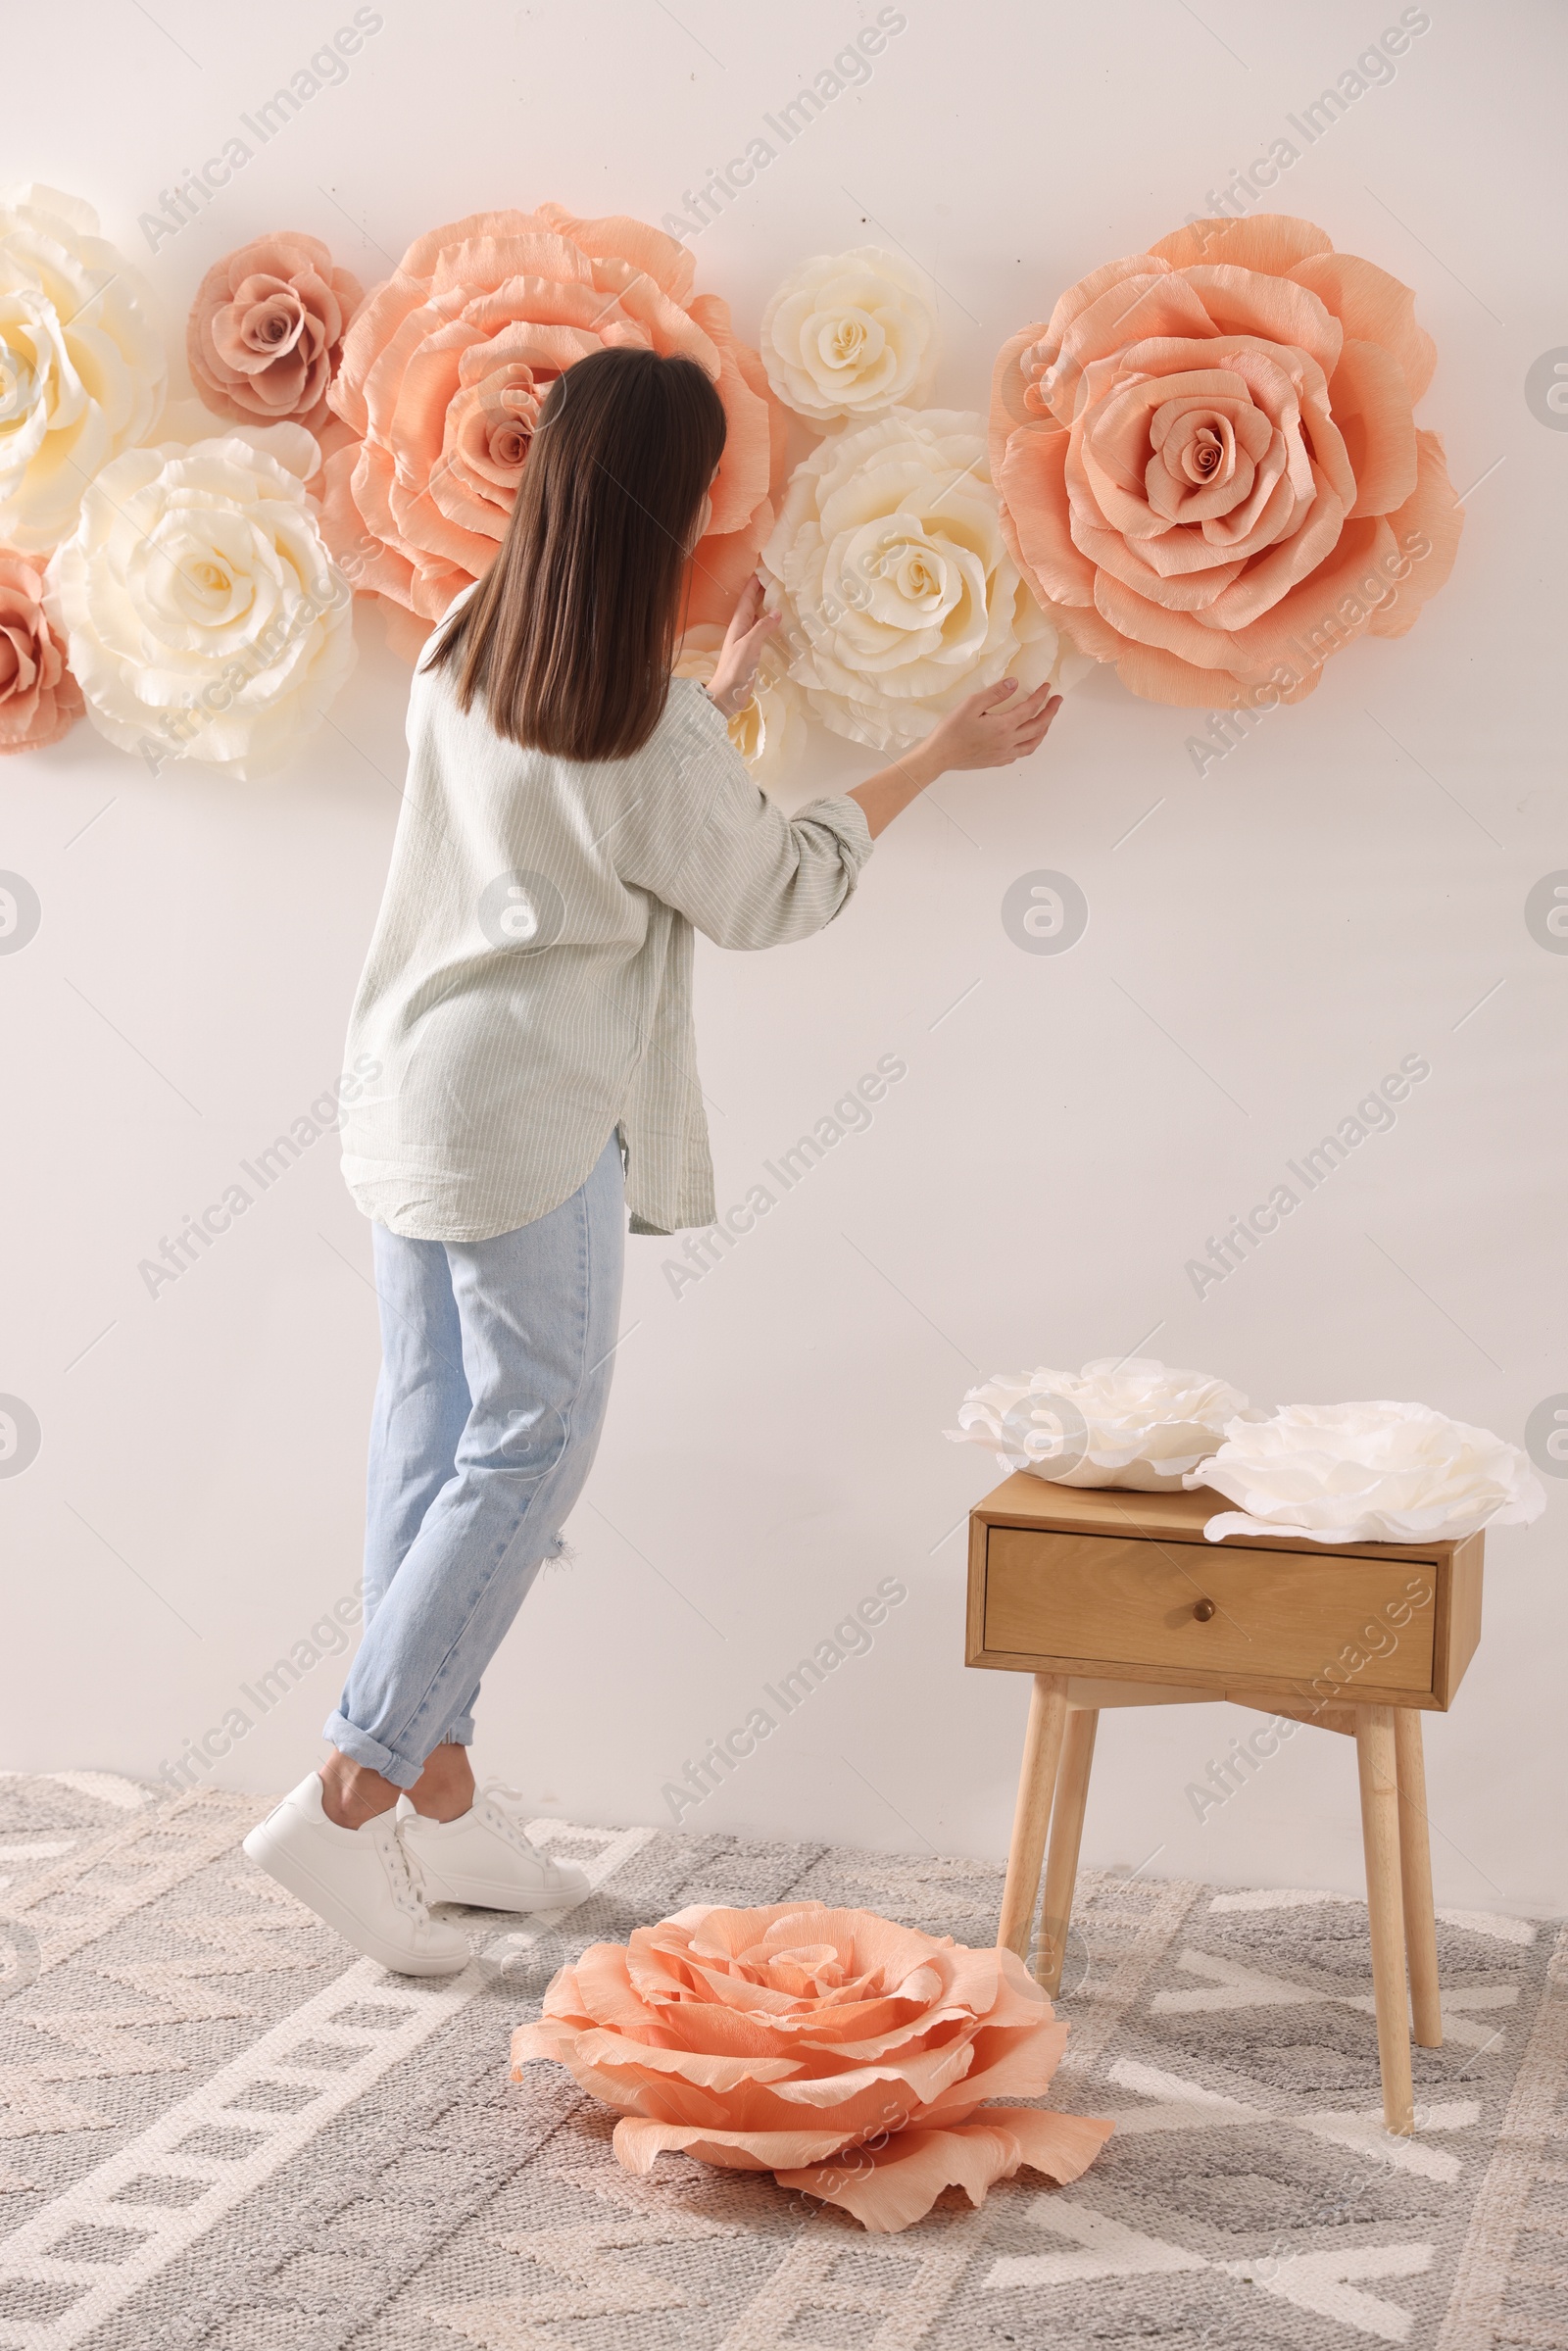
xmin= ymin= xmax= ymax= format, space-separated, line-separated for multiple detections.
xmin=320 ymin=205 xmax=778 ymax=629
xmin=0 ymin=551 xmax=81 ymax=752
xmin=512 ymin=1900 xmax=1111 ymax=2233
xmin=187 ymin=232 xmax=363 ymax=435
xmin=990 ymin=215 xmax=1462 ymax=708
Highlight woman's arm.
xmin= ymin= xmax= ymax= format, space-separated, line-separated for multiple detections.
xmin=846 ymin=679 xmax=1062 ymax=838
xmin=707 ymin=576 xmax=1065 ymax=840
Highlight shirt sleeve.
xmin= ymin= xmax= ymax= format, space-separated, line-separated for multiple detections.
xmin=621 ymin=686 xmax=874 ymax=951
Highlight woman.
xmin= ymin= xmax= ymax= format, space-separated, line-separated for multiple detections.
xmin=245 ymin=345 xmax=1062 ymax=1972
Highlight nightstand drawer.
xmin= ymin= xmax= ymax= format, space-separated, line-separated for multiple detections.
xmin=982 ymin=1526 xmax=1438 ymax=1694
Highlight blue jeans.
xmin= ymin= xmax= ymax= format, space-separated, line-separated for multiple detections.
xmin=325 ymin=1133 xmax=625 ymax=1788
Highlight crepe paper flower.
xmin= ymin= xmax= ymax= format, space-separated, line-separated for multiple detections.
xmin=762 ymin=408 xmax=1093 ymax=754
xmin=989 ymin=214 xmax=1462 ymax=710
xmin=681 ymin=333 xmax=790 ymax=635
xmin=0 ymin=184 xmax=166 ymax=554
xmin=673 ymin=623 xmax=805 ymax=785
xmin=150 ymin=396 xmax=347 ymax=491
xmin=512 ymin=1900 xmax=1111 ymax=2234
xmin=1188 ymin=1400 xmax=1546 ymax=1544
xmin=319 ymin=205 xmax=777 ymax=626
xmin=0 ymin=551 xmax=82 ymax=753
xmin=44 ymin=426 xmax=355 ymax=781
xmin=187 ymin=232 xmax=363 ymax=437
xmin=948 ymin=1357 xmax=1251 ymax=1491
xmin=760 ymin=246 xmax=937 ymax=421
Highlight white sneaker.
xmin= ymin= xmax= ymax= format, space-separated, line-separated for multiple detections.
xmin=243 ymin=1772 xmax=469 ymax=1978
xmin=398 ymin=1784 xmax=593 ymax=1913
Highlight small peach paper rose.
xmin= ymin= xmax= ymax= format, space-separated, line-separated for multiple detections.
xmin=512 ymin=1900 xmax=1111 ymax=2233
xmin=0 ymin=551 xmax=81 ymax=753
xmin=990 ymin=215 xmax=1462 ymax=708
xmin=320 ymin=205 xmax=777 ymax=626
xmin=187 ymin=232 xmax=363 ymax=434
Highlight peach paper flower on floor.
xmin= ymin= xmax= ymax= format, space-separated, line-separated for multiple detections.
xmin=0 ymin=551 xmax=82 ymax=753
xmin=990 ymin=215 xmax=1462 ymax=709
xmin=512 ymin=1900 xmax=1111 ymax=2233
xmin=319 ymin=205 xmax=778 ymax=627
xmin=187 ymin=232 xmax=363 ymax=436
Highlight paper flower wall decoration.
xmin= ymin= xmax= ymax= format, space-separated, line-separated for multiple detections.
xmin=674 ymin=622 xmax=805 ymax=784
xmin=763 ymin=407 xmax=1090 ymax=753
xmin=990 ymin=215 xmax=1461 ymax=708
xmin=760 ymin=246 xmax=937 ymax=420
xmin=512 ymin=1900 xmax=1111 ymax=2233
xmin=0 ymin=552 xmax=81 ymax=753
xmin=45 ymin=426 xmax=355 ymax=780
xmin=1189 ymin=1400 xmax=1546 ymax=1544
xmin=186 ymin=232 xmax=363 ymax=437
xmin=319 ymin=205 xmax=777 ymax=628
xmin=0 ymin=185 xmax=166 ymax=554
xmin=948 ymin=1356 xmax=1250 ymax=1490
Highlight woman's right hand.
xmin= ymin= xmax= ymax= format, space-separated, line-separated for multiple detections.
xmin=847 ymin=676 xmax=1066 ymax=840
xmin=924 ymin=676 xmax=1062 ymax=770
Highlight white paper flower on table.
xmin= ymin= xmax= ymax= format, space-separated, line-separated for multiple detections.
xmin=45 ymin=426 xmax=355 ymax=781
xmin=947 ymin=1357 xmax=1250 ymax=1491
xmin=762 ymin=408 xmax=1092 ymax=754
xmin=1188 ymin=1400 xmax=1546 ymax=1544
xmin=0 ymin=185 xmax=166 ymax=552
xmin=760 ymin=246 xmax=936 ymax=421
xmin=673 ymin=623 xmax=805 ymax=786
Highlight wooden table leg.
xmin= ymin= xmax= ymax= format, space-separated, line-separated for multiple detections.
xmin=1355 ymin=1704 xmax=1415 ymax=2134
xmin=1035 ymin=1707 xmax=1099 ymax=1996
xmin=1395 ymin=1709 xmax=1444 ymax=2049
xmin=998 ymin=1675 xmax=1068 ymax=1962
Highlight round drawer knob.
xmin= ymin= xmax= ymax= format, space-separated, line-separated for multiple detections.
xmin=1192 ymin=1597 xmax=1217 ymax=1622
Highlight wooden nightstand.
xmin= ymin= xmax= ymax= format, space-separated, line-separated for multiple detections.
xmin=967 ymin=1474 xmax=1486 ymax=2133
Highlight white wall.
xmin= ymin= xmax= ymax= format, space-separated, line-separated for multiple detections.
xmin=3 ymin=0 xmax=1564 ymax=1916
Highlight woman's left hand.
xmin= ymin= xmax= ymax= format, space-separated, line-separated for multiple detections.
xmin=706 ymin=574 xmax=781 ymax=719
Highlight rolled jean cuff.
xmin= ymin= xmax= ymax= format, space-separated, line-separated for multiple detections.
xmin=321 ymin=1712 xmax=426 ymax=1790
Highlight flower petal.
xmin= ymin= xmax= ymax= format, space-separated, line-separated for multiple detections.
xmin=1365 ymin=428 xmax=1462 ymax=638
xmin=1288 ymin=249 xmax=1436 ymax=404
xmin=776 ymin=2107 xmax=1115 ymax=2234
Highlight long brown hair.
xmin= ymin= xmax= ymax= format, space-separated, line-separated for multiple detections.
xmin=425 ymin=346 xmax=727 ymax=760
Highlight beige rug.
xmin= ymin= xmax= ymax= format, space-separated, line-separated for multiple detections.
xmin=0 ymin=1773 xmax=1563 ymax=2349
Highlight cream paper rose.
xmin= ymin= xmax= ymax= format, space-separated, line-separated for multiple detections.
xmin=0 ymin=185 xmax=166 ymax=553
xmin=1188 ymin=1400 xmax=1546 ymax=1544
xmin=948 ymin=1357 xmax=1250 ymax=1491
xmin=673 ymin=622 xmax=805 ymax=786
xmin=763 ymin=408 xmax=1091 ymax=753
xmin=45 ymin=425 xmax=355 ymax=780
xmin=760 ymin=246 xmax=936 ymax=421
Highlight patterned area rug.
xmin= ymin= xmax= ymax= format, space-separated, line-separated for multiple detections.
xmin=0 ymin=1774 xmax=1562 ymax=2350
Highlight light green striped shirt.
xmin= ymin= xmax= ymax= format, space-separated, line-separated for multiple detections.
xmin=340 ymin=647 xmax=873 ymax=1241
